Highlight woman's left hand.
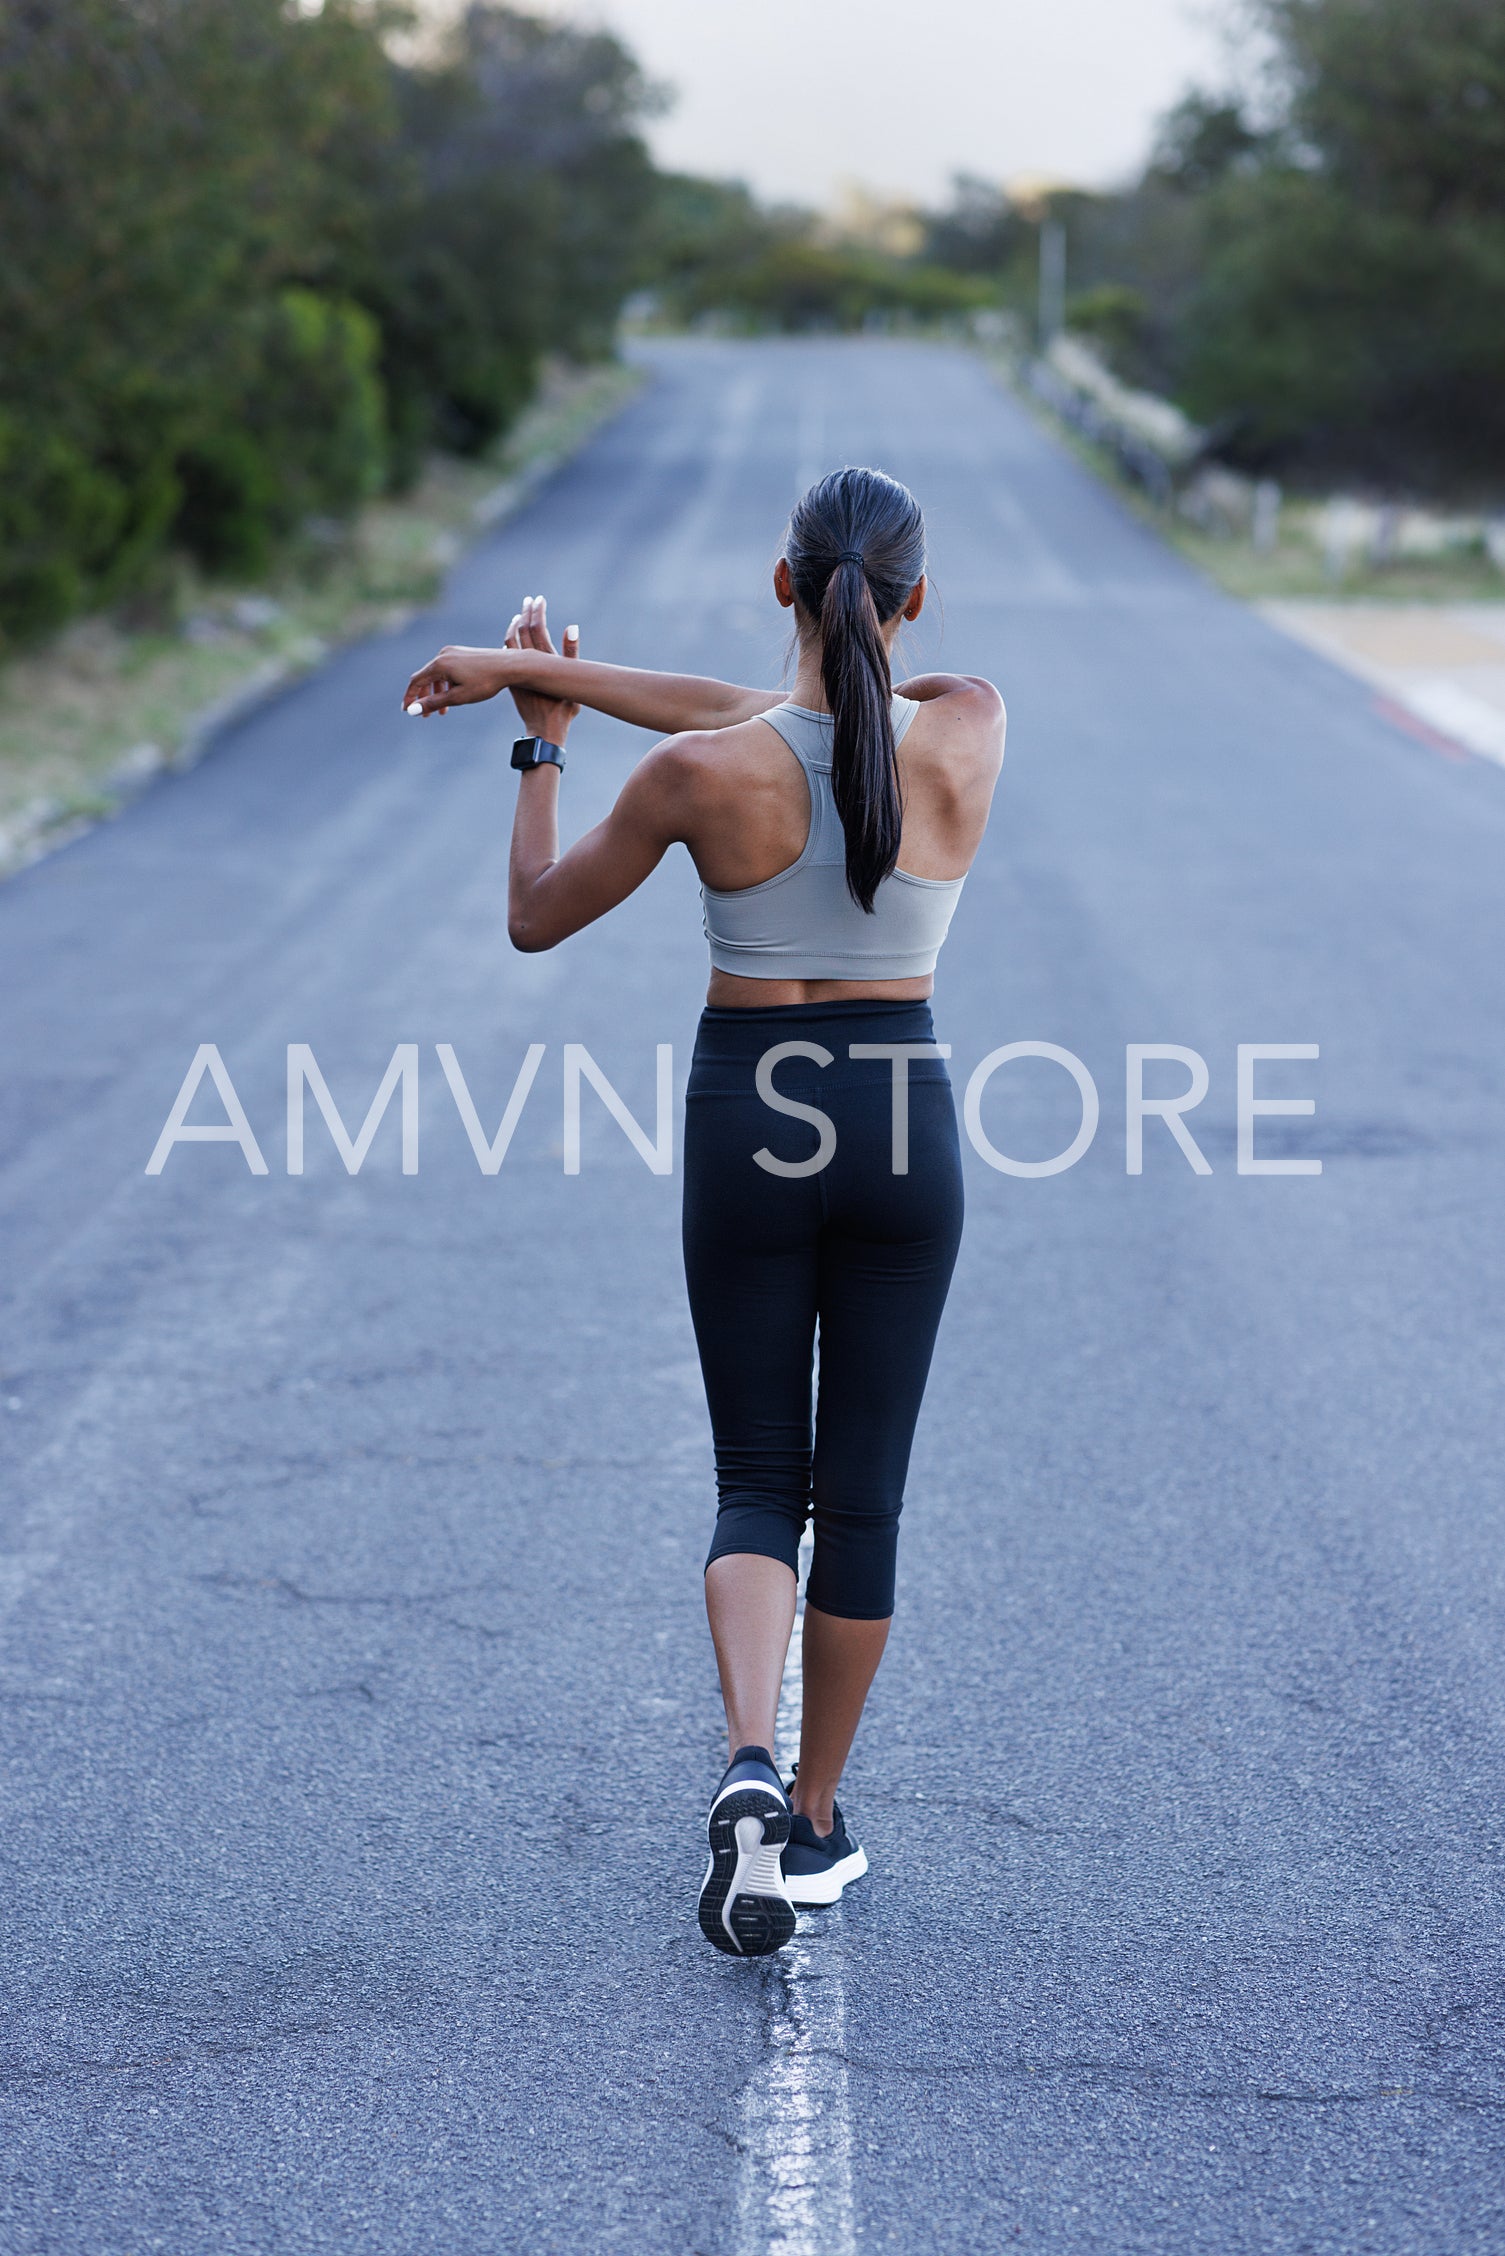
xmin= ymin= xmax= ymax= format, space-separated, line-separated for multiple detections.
xmin=507 ymin=594 xmax=580 ymax=742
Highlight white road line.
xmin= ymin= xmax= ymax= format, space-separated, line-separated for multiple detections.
xmin=794 ymin=395 xmax=825 ymax=503
xmin=736 ymin=1529 xmax=858 ymax=2256
xmin=644 ymin=373 xmax=764 ymax=607
xmin=772 ymin=1527 xmax=814 ymax=1784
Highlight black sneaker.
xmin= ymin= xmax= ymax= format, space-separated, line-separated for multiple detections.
xmin=698 ymin=1744 xmax=796 ymax=1957
xmin=782 ymin=1802 xmax=868 ymax=1906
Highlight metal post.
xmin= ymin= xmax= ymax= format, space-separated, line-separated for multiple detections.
xmin=1038 ymin=217 xmax=1066 ymax=348
xmin=1252 ymin=479 xmax=1282 ymax=555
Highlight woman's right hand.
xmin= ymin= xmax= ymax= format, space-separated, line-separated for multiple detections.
xmin=504 ymin=594 xmax=581 ymax=742
xmin=402 ymin=645 xmax=511 ymax=717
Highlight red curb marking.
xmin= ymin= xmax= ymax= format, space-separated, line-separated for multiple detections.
xmin=1371 ymin=695 xmax=1471 ymax=762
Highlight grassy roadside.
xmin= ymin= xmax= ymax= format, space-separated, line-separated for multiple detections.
xmin=977 ymin=350 xmax=1505 ymax=607
xmin=1167 ymin=521 xmax=1505 ymax=605
xmin=0 ymin=358 xmax=643 ymax=874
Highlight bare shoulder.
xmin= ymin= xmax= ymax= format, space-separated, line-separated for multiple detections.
xmin=948 ymin=674 xmax=1007 ymax=732
xmin=627 ymin=716 xmax=778 ymax=832
xmin=901 ymin=675 xmax=1007 ymax=782
xmin=640 ymin=713 xmax=776 ymax=784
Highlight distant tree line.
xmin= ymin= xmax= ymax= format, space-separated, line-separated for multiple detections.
xmin=646 ymin=175 xmax=1001 ymax=332
xmin=655 ymin=0 xmax=1505 ymax=494
xmin=3 ymin=0 xmax=1498 ymax=647
xmin=0 ymin=0 xmax=657 ymax=642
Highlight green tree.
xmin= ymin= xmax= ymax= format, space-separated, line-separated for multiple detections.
xmin=918 ymin=175 xmax=1030 ymax=277
xmin=1176 ymin=0 xmax=1505 ymax=481
xmin=0 ymin=0 xmax=396 ymax=632
xmin=369 ymin=5 xmax=659 ymax=473
xmin=1150 ymin=93 xmax=1267 ymax=195
xmin=644 ymin=175 xmax=810 ymax=327
xmin=641 ymin=171 xmax=999 ymax=334
xmin=0 ymin=0 xmax=660 ymax=640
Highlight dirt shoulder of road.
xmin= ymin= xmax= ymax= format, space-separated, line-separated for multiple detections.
xmin=1259 ymin=600 xmax=1505 ymax=767
xmin=0 ymin=359 xmax=643 ymax=878
xmin=980 ymin=349 xmax=1505 ymax=765
xmin=980 ymin=347 xmax=1505 ymax=610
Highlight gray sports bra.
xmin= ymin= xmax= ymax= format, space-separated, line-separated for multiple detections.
xmin=701 ymin=697 xmax=966 ymax=982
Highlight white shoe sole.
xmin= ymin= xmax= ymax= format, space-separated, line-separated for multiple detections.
xmin=783 ymin=1843 xmax=868 ymax=1906
xmin=698 ymin=1785 xmax=796 ymax=1956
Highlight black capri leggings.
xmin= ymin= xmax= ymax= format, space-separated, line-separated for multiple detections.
xmin=683 ymin=998 xmax=965 ymax=1620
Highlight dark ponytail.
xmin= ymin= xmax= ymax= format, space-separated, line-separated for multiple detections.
xmin=784 ymin=466 xmax=926 ymax=912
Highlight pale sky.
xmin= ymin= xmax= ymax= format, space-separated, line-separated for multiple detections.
xmin=559 ymin=0 xmax=1232 ymax=207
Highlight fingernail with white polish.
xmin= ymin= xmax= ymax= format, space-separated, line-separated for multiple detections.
xmin=406 ymin=702 xmax=423 ymax=715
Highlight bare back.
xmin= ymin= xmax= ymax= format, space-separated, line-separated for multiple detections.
xmin=673 ymin=679 xmax=1006 ymax=1005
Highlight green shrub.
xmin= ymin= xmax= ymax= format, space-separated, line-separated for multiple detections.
xmin=1065 ymin=286 xmax=1149 ymax=370
xmin=0 ymin=1 xmax=658 ymax=642
xmin=0 ymin=419 xmax=125 ymax=639
xmin=667 ymin=235 xmax=994 ymax=332
xmin=174 ymin=291 xmax=388 ymax=576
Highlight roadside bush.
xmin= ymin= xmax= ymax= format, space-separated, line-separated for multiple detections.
xmin=373 ymin=6 xmax=660 ymax=477
xmin=174 ymin=292 xmax=388 ymax=577
xmin=1064 ymin=286 xmax=1150 ymax=369
xmin=1178 ymin=0 xmax=1505 ymax=482
xmin=0 ymin=0 xmax=658 ymax=644
xmin=646 ymin=175 xmax=810 ymax=327
xmin=0 ymin=419 xmax=139 ymax=642
xmin=1065 ymin=0 xmax=1505 ymax=487
xmin=716 ymin=241 xmax=993 ymax=330
xmin=1180 ymin=173 xmax=1505 ymax=479
xmin=0 ymin=0 xmax=398 ymax=637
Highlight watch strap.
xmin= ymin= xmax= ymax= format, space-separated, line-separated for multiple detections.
xmin=510 ymin=736 xmax=566 ymax=772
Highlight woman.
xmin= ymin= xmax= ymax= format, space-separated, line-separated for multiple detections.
xmin=403 ymin=467 xmax=1005 ymax=1956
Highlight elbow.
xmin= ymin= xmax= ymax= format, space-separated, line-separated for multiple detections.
xmin=508 ymin=915 xmax=551 ymax=953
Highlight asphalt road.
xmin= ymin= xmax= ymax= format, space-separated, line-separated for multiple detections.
xmin=3 ymin=339 xmax=1504 ymax=2256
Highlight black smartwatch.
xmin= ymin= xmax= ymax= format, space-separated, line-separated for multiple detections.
xmin=511 ymin=736 xmax=566 ymax=773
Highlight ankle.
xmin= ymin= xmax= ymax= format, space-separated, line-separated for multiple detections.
xmin=727 ymin=1732 xmax=778 ymax=1768
xmin=791 ymin=1782 xmax=836 ymax=1836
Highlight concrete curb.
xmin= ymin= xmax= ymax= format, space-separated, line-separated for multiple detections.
xmin=0 ymin=655 xmax=319 ymax=881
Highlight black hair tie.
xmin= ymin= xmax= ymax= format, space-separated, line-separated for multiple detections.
xmin=835 ymin=550 xmax=865 ymax=567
